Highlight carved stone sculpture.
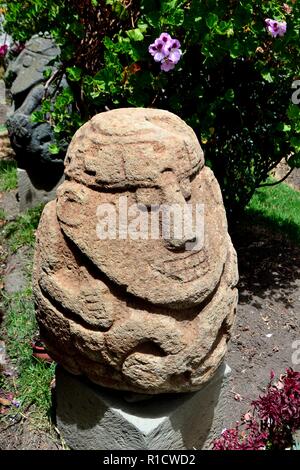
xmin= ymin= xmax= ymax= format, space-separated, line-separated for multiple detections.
xmin=33 ymin=108 xmax=238 ymax=393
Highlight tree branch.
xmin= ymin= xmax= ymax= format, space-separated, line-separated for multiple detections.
xmin=44 ymin=69 xmax=62 ymax=98
xmin=259 ymin=167 xmax=294 ymax=188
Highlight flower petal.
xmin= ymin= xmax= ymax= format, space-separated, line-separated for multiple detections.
xmin=161 ymin=60 xmax=175 ymax=72
xmin=154 ymin=52 xmax=165 ymax=62
xmin=159 ymin=32 xmax=172 ymax=44
xmin=169 ymin=49 xmax=182 ymax=64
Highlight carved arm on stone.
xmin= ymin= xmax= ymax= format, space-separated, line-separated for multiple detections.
xmin=38 ymin=268 xmax=114 ymax=330
xmin=17 ymin=84 xmax=45 ymax=115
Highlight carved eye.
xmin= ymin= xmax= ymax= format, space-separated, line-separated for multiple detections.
xmin=56 ymin=183 xmax=88 ymax=227
xmin=135 ymin=188 xmax=162 ymax=208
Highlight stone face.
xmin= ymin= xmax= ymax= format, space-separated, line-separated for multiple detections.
xmin=33 ymin=108 xmax=239 ymax=394
xmin=6 ymin=35 xmax=59 ymax=102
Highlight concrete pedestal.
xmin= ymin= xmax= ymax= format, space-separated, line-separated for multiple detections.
xmin=17 ymin=168 xmax=64 ymax=212
xmin=55 ymin=363 xmax=231 ymax=450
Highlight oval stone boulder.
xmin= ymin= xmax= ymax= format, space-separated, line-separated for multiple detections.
xmin=33 ymin=108 xmax=239 ymax=394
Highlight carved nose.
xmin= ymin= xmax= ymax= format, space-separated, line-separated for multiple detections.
xmin=167 ymin=232 xmax=196 ymax=250
xmin=159 ymin=171 xmax=195 ymax=250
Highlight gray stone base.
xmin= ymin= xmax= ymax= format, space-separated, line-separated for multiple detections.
xmin=17 ymin=168 xmax=64 ymax=212
xmin=55 ymin=363 xmax=231 ymax=450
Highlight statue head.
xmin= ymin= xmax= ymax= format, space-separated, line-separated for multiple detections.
xmin=56 ymin=109 xmax=229 ymax=308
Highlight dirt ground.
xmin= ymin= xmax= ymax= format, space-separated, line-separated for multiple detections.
xmin=0 ymin=417 xmax=62 ymax=450
xmin=225 ymin=222 xmax=300 ymax=428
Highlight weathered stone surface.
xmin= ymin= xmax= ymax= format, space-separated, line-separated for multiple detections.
xmin=33 ymin=108 xmax=238 ymax=394
xmin=7 ymin=85 xmax=57 ymax=165
xmin=17 ymin=168 xmax=65 ymax=212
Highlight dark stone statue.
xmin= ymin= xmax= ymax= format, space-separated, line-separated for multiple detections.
xmin=5 ymin=35 xmax=64 ymax=188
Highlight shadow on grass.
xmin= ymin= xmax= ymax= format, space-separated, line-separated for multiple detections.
xmin=245 ymin=205 xmax=300 ymax=245
xmin=230 ymin=209 xmax=300 ymax=306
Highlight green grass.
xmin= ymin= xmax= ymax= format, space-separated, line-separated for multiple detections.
xmin=0 ymin=124 xmax=7 ymax=133
xmin=245 ymin=180 xmax=300 ymax=244
xmin=3 ymin=205 xmax=44 ymax=253
xmin=0 ymin=159 xmax=17 ymax=191
xmin=0 ymin=203 xmax=54 ymax=429
xmin=0 ymin=289 xmax=55 ymax=421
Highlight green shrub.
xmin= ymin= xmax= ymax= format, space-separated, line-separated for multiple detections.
xmin=2 ymin=1 xmax=300 ymax=214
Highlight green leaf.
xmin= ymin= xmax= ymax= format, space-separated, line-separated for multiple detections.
xmin=276 ymin=123 xmax=291 ymax=133
xmin=288 ymin=105 xmax=300 ymax=120
xmin=126 ymin=29 xmax=144 ymax=42
xmin=291 ymin=136 xmax=300 ymax=151
xmin=53 ymin=124 xmax=63 ymax=133
xmin=206 ymin=13 xmax=218 ymax=29
xmin=215 ymin=20 xmax=233 ymax=36
xmin=261 ymin=71 xmax=273 ymax=83
xmin=43 ymin=68 xmax=53 ymax=80
xmin=144 ymin=11 xmax=161 ymax=28
xmin=31 ymin=111 xmax=45 ymax=123
xmin=41 ymin=99 xmax=51 ymax=113
xmin=106 ymin=0 xmax=127 ymax=18
xmin=103 ymin=36 xmax=116 ymax=50
xmin=136 ymin=21 xmax=148 ymax=34
xmin=66 ymin=66 xmax=82 ymax=82
xmin=224 ymin=89 xmax=235 ymax=101
xmin=48 ymin=143 xmax=60 ymax=155
xmin=229 ymin=40 xmax=243 ymax=58
xmin=164 ymin=9 xmax=184 ymax=26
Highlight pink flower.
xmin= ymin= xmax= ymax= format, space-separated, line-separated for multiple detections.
xmin=149 ymin=32 xmax=182 ymax=72
xmin=265 ymin=18 xmax=287 ymax=38
xmin=0 ymin=44 xmax=8 ymax=58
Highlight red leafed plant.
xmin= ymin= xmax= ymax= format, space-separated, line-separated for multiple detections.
xmin=213 ymin=369 xmax=300 ymax=450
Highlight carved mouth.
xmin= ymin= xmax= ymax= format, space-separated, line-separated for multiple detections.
xmin=151 ymin=250 xmax=209 ymax=282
